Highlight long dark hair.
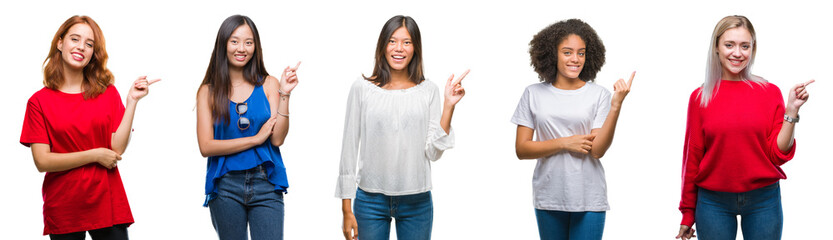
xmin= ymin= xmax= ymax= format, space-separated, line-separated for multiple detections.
xmin=200 ymin=14 xmax=269 ymax=123
xmin=363 ymin=15 xmax=424 ymax=87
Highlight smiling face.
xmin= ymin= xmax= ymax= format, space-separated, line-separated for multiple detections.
xmin=226 ymin=24 xmax=255 ymax=69
xmin=555 ymin=34 xmax=586 ymax=82
xmin=57 ymin=23 xmax=95 ymax=71
xmin=385 ymin=26 xmax=414 ymax=72
xmin=717 ymin=27 xmax=753 ymax=80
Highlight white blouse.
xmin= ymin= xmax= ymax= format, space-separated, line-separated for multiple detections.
xmin=336 ymin=77 xmax=455 ymax=199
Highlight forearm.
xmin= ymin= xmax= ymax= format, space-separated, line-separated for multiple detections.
xmin=440 ymin=104 xmax=454 ymax=134
xmin=777 ymin=121 xmax=795 ymax=152
xmin=271 ymin=95 xmax=290 ymax=146
xmin=111 ymin=100 xmax=137 ymax=155
xmin=777 ymin=108 xmax=798 ymax=152
xmin=516 ymin=138 xmax=566 ymax=160
xmin=198 ymin=137 xmax=261 ymax=157
xmin=589 ymin=105 xmax=622 ymax=159
xmin=32 ymin=145 xmax=96 ymax=172
xmin=341 ymin=199 xmax=353 ymax=215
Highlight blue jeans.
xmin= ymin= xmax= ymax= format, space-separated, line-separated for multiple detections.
xmin=535 ymin=209 xmax=605 ymax=240
xmin=208 ymin=165 xmax=285 ymax=240
xmin=354 ymin=188 xmax=433 ymax=240
xmin=695 ymin=182 xmax=782 ymax=240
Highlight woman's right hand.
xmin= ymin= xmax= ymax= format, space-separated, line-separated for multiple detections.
xmin=676 ymin=225 xmax=696 ymax=240
xmin=342 ymin=211 xmax=358 ymax=240
xmin=611 ymin=71 xmax=635 ymax=108
xmin=559 ymin=134 xmax=595 ymax=154
xmin=91 ymin=148 xmax=122 ymax=169
xmin=255 ymin=117 xmax=278 ymax=143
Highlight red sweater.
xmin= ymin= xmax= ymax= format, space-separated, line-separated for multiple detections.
xmin=679 ymin=80 xmax=795 ymax=227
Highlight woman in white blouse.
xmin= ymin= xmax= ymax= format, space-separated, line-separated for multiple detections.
xmin=336 ymin=15 xmax=468 ymax=240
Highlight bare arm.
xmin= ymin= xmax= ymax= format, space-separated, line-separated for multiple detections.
xmin=589 ymin=72 xmax=634 ymax=159
xmin=515 ymin=125 xmax=595 ymax=160
xmin=777 ymin=80 xmax=813 ymax=152
xmin=265 ymin=75 xmax=289 ymax=146
xmin=31 ymin=143 xmax=121 ymax=172
xmin=342 ymin=199 xmax=358 ymax=240
xmin=196 ymin=85 xmax=276 ymax=157
xmin=111 ymin=77 xmax=160 ymax=155
xmin=111 ymin=98 xmax=137 ymax=155
xmin=268 ymin=63 xmax=300 ymax=146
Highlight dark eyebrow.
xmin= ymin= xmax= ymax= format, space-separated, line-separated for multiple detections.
xmin=390 ymin=37 xmax=412 ymax=41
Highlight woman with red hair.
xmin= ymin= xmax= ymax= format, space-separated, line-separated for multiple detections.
xmin=20 ymin=15 xmax=159 ymax=239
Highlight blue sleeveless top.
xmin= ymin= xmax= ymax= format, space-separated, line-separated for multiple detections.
xmin=204 ymin=82 xmax=289 ymax=206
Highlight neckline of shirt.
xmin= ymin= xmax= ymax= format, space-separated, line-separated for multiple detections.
xmin=361 ymin=77 xmax=429 ymax=94
xmin=229 ymin=84 xmax=262 ymax=104
xmin=545 ymin=81 xmax=591 ymax=95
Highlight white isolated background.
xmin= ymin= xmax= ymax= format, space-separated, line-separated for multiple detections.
xmin=1 ymin=0 xmax=830 ymax=239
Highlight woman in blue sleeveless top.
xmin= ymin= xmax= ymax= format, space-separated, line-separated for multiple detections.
xmin=196 ymin=15 xmax=301 ymax=240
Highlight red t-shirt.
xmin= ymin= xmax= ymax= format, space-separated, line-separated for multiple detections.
xmin=20 ymin=85 xmax=134 ymax=235
xmin=679 ymin=80 xmax=795 ymax=227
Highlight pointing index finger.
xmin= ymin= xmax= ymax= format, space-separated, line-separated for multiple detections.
xmin=148 ymin=79 xmax=162 ymax=85
xmin=628 ymin=71 xmax=635 ymax=87
xmin=804 ymin=79 xmax=815 ymax=87
xmin=293 ymin=61 xmax=302 ymax=70
xmin=454 ymin=69 xmax=470 ymax=85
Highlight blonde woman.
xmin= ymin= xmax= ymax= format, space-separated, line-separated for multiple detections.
xmin=676 ymin=15 xmax=813 ymax=240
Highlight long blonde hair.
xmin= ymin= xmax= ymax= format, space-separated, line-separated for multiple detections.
xmin=701 ymin=15 xmax=766 ymax=107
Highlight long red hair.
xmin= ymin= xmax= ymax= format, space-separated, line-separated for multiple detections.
xmin=43 ymin=15 xmax=113 ymax=99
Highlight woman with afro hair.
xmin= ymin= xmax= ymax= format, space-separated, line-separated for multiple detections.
xmin=511 ymin=18 xmax=634 ymax=240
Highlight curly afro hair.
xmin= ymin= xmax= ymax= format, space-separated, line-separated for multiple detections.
xmin=529 ymin=19 xmax=605 ymax=83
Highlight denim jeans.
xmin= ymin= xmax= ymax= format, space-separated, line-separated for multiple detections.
xmin=208 ymin=165 xmax=285 ymax=240
xmin=49 ymin=224 xmax=129 ymax=240
xmin=354 ymin=188 xmax=432 ymax=240
xmin=695 ymin=182 xmax=782 ymax=240
xmin=535 ymin=209 xmax=605 ymax=240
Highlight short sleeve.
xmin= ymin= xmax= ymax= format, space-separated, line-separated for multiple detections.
xmin=109 ymin=86 xmax=126 ymax=133
xmin=20 ymin=94 xmax=49 ymax=147
xmin=593 ymin=87 xmax=612 ymax=129
xmin=511 ymin=87 xmax=534 ymax=129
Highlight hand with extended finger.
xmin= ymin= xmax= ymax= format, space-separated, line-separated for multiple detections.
xmin=91 ymin=148 xmax=122 ymax=169
xmin=444 ymin=69 xmax=470 ymax=107
xmin=786 ymin=79 xmax=814 ymax=116
xmin=127 ymin=76 xmax=161 ymax=103
xmin=611 ymin=71 xmax=635 ymax=108
xmin=675 ymin=225 xmax=696 ymax=240
xmin=560 ymin=134 xmax=595 ymax=154
xmin=280 ymin=62 xmax=302 ymax=96
xmin=255 ymin=117 xmax=277 ymax=143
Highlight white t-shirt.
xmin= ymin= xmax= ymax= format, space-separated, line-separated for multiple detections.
xmin=335 ymin=78 xmax=454 ymax=199
xmin=511 ymin=82 xmax=611 ymax=212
